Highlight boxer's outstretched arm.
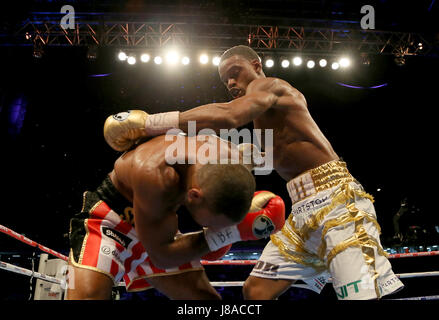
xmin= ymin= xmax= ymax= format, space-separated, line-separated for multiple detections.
xmin=179 ymin=89 xmax=278 ymax=133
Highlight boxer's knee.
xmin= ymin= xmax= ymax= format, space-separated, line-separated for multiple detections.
xmin=66 ymin=265 xmax=113 ymax=300
xmin=181 ymin=272 xmax=221 ymax=300
xmin=189 ymin=282 xmax=222 ymax=300
xmin=243 ymin=276 xmax=292 ymax=300
xmin=243 ymin=277 xmax=267 ymax=299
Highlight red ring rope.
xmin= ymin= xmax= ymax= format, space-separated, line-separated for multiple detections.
xmin=1 ymin=223 xmax=438 ymax=265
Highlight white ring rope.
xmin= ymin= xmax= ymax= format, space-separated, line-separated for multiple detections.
xmin=2 ymin=259 xmax=439 ymax=289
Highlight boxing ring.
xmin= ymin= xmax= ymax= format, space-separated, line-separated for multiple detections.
xmin=1 ymin=223 xmax=439 ymax=300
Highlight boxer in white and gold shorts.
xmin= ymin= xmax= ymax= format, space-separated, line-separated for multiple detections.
xmin=98 ymin=45 xmax=405 ymax=300
xmin=250 ymin=160 xmax=404 ymax=300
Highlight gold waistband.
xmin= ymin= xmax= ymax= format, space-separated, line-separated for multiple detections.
xmin=286 ymin=160 xmax=356 ymax=204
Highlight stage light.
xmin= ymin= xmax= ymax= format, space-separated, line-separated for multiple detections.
xmin=339 ymin=57 xmax=351 ymax=68
xmin=361 ymin=54 xmax=370 ymax=66
xmin=87 ymin=46 xmax=98 ymax=60
xmin=118 ymin=51 xmax=127 ymax=61
xmin=281 ymin=59 xmax=290 ymax=68
xmin=265 ymin=59 xmax=274 ymax=68
xmin=212 ymin=56 xmax=221 ymax=66
xmin=331 ymin=62 xmax=340 ymax=70
xmin=166 ymin=51 xmax=179 ymax=64
xmin=140 ymin=53 xmax=150 ymax=63
xmin=154 ymin=56 xmax=163 ymax=64
xmin=292 ymin=57 xmax=302 ymax=66
xmin=32 ymin=44 xmax=44 ymax=59
xmin=200 ymin=54 xmax=209 ymax=64
xmin=319 ymin=59 xmax=327 ymax=67
xmin=127 ymin=56 xmax=136 ymax=65
xmin=394 ymin=55 xmax=405 ymax=66
xmin=181 ymin=56 xmax=190 ymax=65
xmin=307 ymin=60 xmax=315 ymax=69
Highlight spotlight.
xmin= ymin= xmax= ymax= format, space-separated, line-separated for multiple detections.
xmin=212 ymin=56 xmax=221 ymax=66
xmin=331 ymin=62 xmax=340 ymax=70
xmin=166 ymin=51 xmax=179 ymax=64
xmin=319 ymin=59 xmax=327 ymax=67
xmin=292 ymin=57 xmax=302 ymax=66
xmin=361 ymin=54 xmax=370 ymax=66
xmin=154 ymin=56 xmax=163 ymax=64
xmin=265 ymin=59 xmax=274 ymax=68
xmin=339 ymin=57 xmax=351 ymax=68
xmin=394 ymin=55 xmax=405 ymax=66
xmin=87 ymin=46 xmax=98 ymax=61
xmin=306 ymin=60 xmax=315 ymax=69
xmin=281 ymin=59 xmax=290 ymax=68
xmin=127 ymin=56 xmax=136 ymax=65
xmin=25 ymin=32 xmax=32 ymax=40
xmin=118 ymin=51 xmax=127 ymax=61
xmin=199 ymin=54 xmax=209 ymax=64
xmin=32 ymin=44 xmax=44 ymax=59
xmin=181 ymin=56 xmax=190 ymax=65
xmin=140 ymin=53 xmax=150 ymax=63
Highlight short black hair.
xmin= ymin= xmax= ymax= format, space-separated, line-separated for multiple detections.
xmin=197 ymin=164 xmax=256 ymax=223
xmin=220 ymin=45 xmax=261 ymax=64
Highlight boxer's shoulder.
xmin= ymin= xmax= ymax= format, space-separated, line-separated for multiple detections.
xmin=247 ymin=77 xmax=301 ymax=99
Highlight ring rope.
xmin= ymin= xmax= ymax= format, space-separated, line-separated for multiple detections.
xmin=2 ymin=259 xmax=438 ymax=300
xmin=2 ymin=259 xmax=439 ymax=288
xmin=2 ymin=224 xmax=438 ymax=265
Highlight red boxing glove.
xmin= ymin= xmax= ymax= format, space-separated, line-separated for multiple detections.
xmin=237 ymin=191 xmax=285 ymax=240
xmin=204 ymin=191 xmax=285 ymax=251
xmin=201 ymin=244 xmax=232 ymax=261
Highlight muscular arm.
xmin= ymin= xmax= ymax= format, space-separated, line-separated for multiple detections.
xmin=132 ymin=166 xmax=210 ymax=269
xmin=179 ymin=78 xmax=280 ymax=133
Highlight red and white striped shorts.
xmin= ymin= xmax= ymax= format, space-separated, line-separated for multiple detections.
xmin=69 ymin=194 xmax=203 ymax=292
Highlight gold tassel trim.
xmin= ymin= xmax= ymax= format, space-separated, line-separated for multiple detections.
xmin=317 ymin=208 xmax=381 ymax=259
xmin=326 ymin=226 xmax=388 ymax=268
xmin=270 ymin=234 xmax=327 ymax=272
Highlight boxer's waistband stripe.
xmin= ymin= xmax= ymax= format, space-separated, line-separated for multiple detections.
xmin=286 ymin=160 xmax=356 ymax=204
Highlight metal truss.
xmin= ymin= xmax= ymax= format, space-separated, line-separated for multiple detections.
xmin=9 ymin=15 xmax=434 ymax=58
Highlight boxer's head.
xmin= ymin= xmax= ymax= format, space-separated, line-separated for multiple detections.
xmin=185 ymin=163 xmax=256 ymax=229
xmin=218 ymin=45 xmax=265 ymax=99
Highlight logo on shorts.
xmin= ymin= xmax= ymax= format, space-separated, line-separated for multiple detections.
xmin=334 ymin=280 xmax=362 ymax=299
xmin=102 ymin=227 xmax=132 ymax=248
xmin=101 ymin=246 xmax=111 ymax=255
xmin=252 ymin=215 xmax=275 ymax=239
xmin=112 ymin=111 xmax=131 ymax=122
xmin=252 ymin=261 xmax=279 ymax=276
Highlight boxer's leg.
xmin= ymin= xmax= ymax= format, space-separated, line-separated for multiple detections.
xmin=66 ymin=263 xmax=114 ymax=300
xmin=243 ymin=276 xmax=294 ymax=300
xmin=146 ymin=269 xmax=221 ymax=300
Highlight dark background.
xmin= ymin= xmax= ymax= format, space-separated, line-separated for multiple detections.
xmin=0 ymin=0 xmax=438 ymax=300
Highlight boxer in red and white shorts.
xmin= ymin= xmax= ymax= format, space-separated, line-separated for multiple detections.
xmin=69 ymin=177 xmax=204 ymax=293
xmin=67 ymin=133 xmax=285 ymax=299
